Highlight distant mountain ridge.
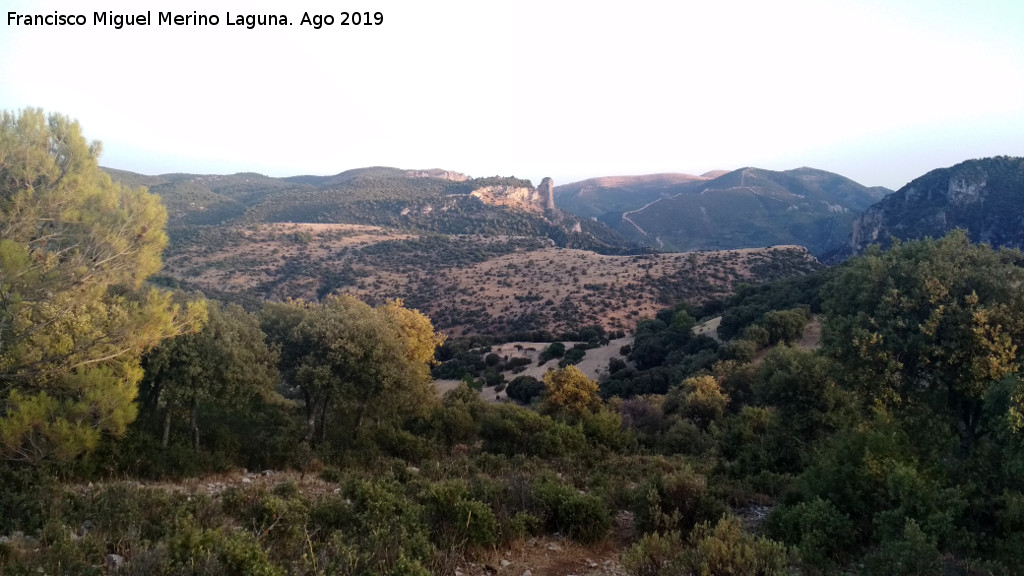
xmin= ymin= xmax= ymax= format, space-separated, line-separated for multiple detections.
xmin=554 ymin=172 xmax=714 ymax=218
xmin=844 ymin=156 xmax=1024 ymax=255
xmin=556 ymin=166 xmax=891 ymax=256
xmin=104 ymin=166 xmax=636 ymax=254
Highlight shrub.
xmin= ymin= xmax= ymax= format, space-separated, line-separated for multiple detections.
xmin=531 ymin=476 xmax=611 ymax=543
xmin=338 ymin=479 xmax=433 ymax=573
xmin=861 ymin=519 xmax=942 ymax=576
xmin=765 ymin=497 xmax=855 ymax=570
xmin=581 ymin=408 xmax=633 ymax=451
xmin=506 ymin=375 xmax=545 ymax=404
xmin=622 ymin=530 xmax=686 ymax=576
xmin=664 ymin=375 xmax=728 ymax=429
xmin=176 ymin=527 xmax=285 ymax=576
xmin=684 ymin=515 xmax=792 ymax=575
xmin=505 ymin=511 xmax=543 ymax=540
xmin=424 ymin=481 xmax=498 ymax=549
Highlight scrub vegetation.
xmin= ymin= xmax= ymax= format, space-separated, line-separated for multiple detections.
xmin=5 ymin=110 xmax=1024 ymax=575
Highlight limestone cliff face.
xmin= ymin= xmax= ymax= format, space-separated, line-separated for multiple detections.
xmin=849 ymin=156 xmax=1024 ymax=252
xmin=405 ymin=169 xmax=469 ymax=181
xmin=471 ymin=177 xmax=557 ymax=214
xmin=537 ymin=177 xmax=556 ymax=211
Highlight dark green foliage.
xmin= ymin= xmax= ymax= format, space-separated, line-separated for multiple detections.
xmin=754 ymin=347 xmax=857 ymax=460
xmin=0 ymin=465 xmax=54 ymax=533
xmin=506 ymin=375 xmax=545 ymax=404
xmin=822 ymin=231 xmax=1024 ymax=454
xmin=479 ymin=404 xmax=589 ymax=458
xmin=760 ymin=307 xmax=810 ymax=344
xmin=791 ymin=412 xmax=965 ymax=556
xmin=540 ymin=341 xmax=566 ymax=362
xmin=846 ymin=156 xmax=1024 ymax=257
xmin=717 ymin=270 xmax=830 ymax=340
xmin=531 ymin=475 xmax=611 ymax=543
xmin=332 ymin=479 xmax=433 ymax=573
xmin=765 ymin=497 xmax=855 ymax=570
xmin=558 ymin=346 xmax=587 ymax=367
xmin=423 ymin=481 xmax=498 ymax=549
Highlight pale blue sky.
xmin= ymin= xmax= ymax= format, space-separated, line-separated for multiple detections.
xmin=1 ymin=0 xmax=1022 ymax=189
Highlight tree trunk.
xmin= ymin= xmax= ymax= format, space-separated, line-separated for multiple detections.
xmin=162 ymin=408 xmax=172 ymax=449
xmin=352 ymin=403 xmax=366 ymax=441
xmin=190 ymin=402 xmax=200 ymax=451
xmin=318 ymin=394 xmax=330 ymax=445
xmin=301 ymin=390 xmax=317 ymax=444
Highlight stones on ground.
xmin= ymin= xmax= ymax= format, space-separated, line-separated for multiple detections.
xmin=522 ymin=571 xmax=532 ymax=576
xmin=500 ymin=559 xmax=512 ymax=567
xmin=105 ymin=554 xmax=125 ymax=569
xmin=547 ymin=543 xmax=562 ymax=551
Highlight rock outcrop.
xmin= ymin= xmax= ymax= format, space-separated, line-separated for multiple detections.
xmin=471 ymin=178 xmax=557 ymax=214
xmin=848 ymin=156 xmax=1024 ymax=253
xmin=405 ymin=169 xmax=469 ymax=182
xmin=537 ymin=177 xmax=556 ymax=211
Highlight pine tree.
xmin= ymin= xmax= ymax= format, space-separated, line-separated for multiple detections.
xmin=0 ymin=109 xmax=204 ymax=463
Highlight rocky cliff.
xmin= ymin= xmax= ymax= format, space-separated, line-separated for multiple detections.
xmin=849 ymin=156 xmax=1024 ymax=252
xmin=471 ymin=177 xmax=557 ymax=214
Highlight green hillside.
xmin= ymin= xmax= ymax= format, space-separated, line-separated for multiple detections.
xmin=616 ymin=167 xmax=890 ymax=255
xmin=105 ymin=167 xmax=635 ymax=254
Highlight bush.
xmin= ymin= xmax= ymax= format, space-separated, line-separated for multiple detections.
xmin=664 ymin=375 xmax=729 ymax=429
xmin=581 ymin=408 xmax=633 ymax=451
xmin=531 ymin=476 xmax=611 ymax=543
xmin=506 ymin=375 xmax=545 ymax=404
xmin=684 ymin=515 xmax=792 ymax=575
xmin=339 ymin=479 xmax=433 ymax=573
xmin=424 ymin=481 xmax=498 ymax=549
xmin=622 ymin=530 xmax=686 ymax=576
xmin=861 ymin=519 xmax=942 ymax=576
xmin=765 ymin=497 xmax=855 ymax=570
xmin=558 ymin=346 xmax=587 ymax=367
xmin=168 ymin=527 xmax=284 ymax=576
xmin=540 ymin=342 xmax=566 ymax=363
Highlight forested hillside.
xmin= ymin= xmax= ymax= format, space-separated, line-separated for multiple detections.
xmin=5 ymin=109 xmax=1024 ymax=575
xmin=556 ymin=167 xmax=891 ymax=256
xmin=842 ymin=156 xmax=1024 ymax=257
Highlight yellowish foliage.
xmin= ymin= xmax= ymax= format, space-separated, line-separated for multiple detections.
xmin=541 ymin=365 xmax=602 ymax=422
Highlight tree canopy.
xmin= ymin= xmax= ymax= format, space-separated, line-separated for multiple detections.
xmin=261 ymin=295 xmax=443 ymax=445
xmin=139 ymin=301 xmax=278 ymax=449
xmin=821 ymin=230 xmax=1024 ymax=450
xmin=0 ymin=109 xmax=204 ymax=463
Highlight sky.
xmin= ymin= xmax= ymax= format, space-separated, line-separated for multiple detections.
xmin=1 ymin=0 xmax=1023 ymax=190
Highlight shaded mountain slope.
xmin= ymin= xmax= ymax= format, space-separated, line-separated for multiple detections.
xmin=592 ymin=167 xmax=890 ymax=255
xmin=846 ymin=156 xmax=1024 ymax=255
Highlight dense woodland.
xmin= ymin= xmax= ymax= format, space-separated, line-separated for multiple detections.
xmin=5 ymin=109 xmax=1024 ymax=575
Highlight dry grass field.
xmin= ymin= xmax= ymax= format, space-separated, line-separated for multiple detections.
xmin=163 ymin=223 xmax=820 ymax=336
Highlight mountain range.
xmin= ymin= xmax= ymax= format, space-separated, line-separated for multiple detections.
xmin=106 ymin=167 xmax=634 ymax=254
xmin=555 ymin=167 xmax=892 ymax=256
xmin=104 ymin=155 xmax=1024 ymax=334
